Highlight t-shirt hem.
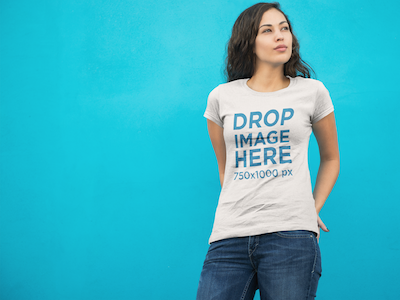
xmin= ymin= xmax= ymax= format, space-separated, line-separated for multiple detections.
xmin=312 ymin=106 xmax=334 ymax=124
xmin=208 ymin=225 xmax=319 ymax=244
xmin=204 ymin=111 xmax=223 ymax=128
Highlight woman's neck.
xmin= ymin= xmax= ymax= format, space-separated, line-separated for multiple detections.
xmin=247 ymin=65 xmax=289 ymax=93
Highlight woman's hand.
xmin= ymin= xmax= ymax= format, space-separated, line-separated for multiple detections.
xmin=317 ymin=215 xmax=329 ymax=243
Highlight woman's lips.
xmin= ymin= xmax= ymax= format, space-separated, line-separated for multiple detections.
xmin=275 ymin=47 xmax=287 ymax=52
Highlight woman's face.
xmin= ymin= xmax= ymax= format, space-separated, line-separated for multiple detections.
xmin=253 ymin=8 xmax=293 ymax=69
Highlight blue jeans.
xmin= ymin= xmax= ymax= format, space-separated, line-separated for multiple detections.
xmin=196 ymin=230 xmax=322 ymax=300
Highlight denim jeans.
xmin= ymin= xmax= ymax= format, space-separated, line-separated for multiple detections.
xmin=196 ymin=230 xmax=322 ymax=300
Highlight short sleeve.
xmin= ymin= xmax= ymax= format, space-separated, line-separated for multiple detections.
xmin=203 ymin=85 xmax=223 ymax=128
xmin=311 ymin=81 xmax=334 ymax=124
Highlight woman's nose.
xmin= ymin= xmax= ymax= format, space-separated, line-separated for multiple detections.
xmin=275 ymin=31 xmax=284 ymax=41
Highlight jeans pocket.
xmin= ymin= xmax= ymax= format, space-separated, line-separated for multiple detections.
xmin=273 ymin=230 xmax=314 ymax=239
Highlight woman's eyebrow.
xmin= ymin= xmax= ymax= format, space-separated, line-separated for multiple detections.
xmin=259 ymin=20 xmax=288 ymax=29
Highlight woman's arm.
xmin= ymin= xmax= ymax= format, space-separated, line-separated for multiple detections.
xmin=312 ymin=112 xmax=340 ymax=213
xmin=312 ymin=112 xmax=340 ymax=239
xmin=207 ymin=119 xmax=226 ymax=187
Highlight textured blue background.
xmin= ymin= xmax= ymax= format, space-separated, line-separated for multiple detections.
xmin=1 ymin=0 xmax=399 ymax=299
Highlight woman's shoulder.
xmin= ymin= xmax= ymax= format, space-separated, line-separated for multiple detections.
xmin=292 ymin=77 xmax=331 ymax=98
xmin=208 ymin=78 xmax=248 ymax=96
xmin=214 ymin=78 xmax=247 ymax=89
xmin=293 ymin=76 xmax=327 ymax=89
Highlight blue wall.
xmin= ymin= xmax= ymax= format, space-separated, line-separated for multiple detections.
xmin=1 ymin=0 xmax=399 ymax=299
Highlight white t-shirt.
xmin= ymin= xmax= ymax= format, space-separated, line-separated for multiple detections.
xmin=204 ymin=75 xmax=334 ymax=244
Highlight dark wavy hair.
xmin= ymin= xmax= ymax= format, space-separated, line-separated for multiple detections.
xmin=225 ymin=2 xmax=316 ymax=82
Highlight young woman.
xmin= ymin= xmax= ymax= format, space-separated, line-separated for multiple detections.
xmin=196 ymin=2 xmax=340 ymax=300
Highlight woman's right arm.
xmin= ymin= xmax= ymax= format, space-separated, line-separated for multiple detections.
xmin=207 ymin=119 xmax=226 ymax=187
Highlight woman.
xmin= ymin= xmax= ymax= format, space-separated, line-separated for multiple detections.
xmin=196 ymin=2 xmax=340 ymax=300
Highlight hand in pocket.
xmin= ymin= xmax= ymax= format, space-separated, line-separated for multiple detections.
xmin=317 ymin=215 xmax=329 ymax=243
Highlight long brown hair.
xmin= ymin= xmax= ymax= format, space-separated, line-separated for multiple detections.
xmin=225 ymin=2 xmax=316 ymax=82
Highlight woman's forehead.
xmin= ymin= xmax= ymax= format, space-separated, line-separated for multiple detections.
xmin=259 ymin=8 xmax=287 ymax=26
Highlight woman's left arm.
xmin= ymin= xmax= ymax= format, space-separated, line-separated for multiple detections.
xmin=312 ymin=111 xmax=340 ymax=213
xmin=312 ymin=112 xmax=340 ymax=238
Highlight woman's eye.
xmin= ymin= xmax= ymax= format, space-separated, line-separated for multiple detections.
xmin=263 ymin=26 xmax=289 ymax=33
